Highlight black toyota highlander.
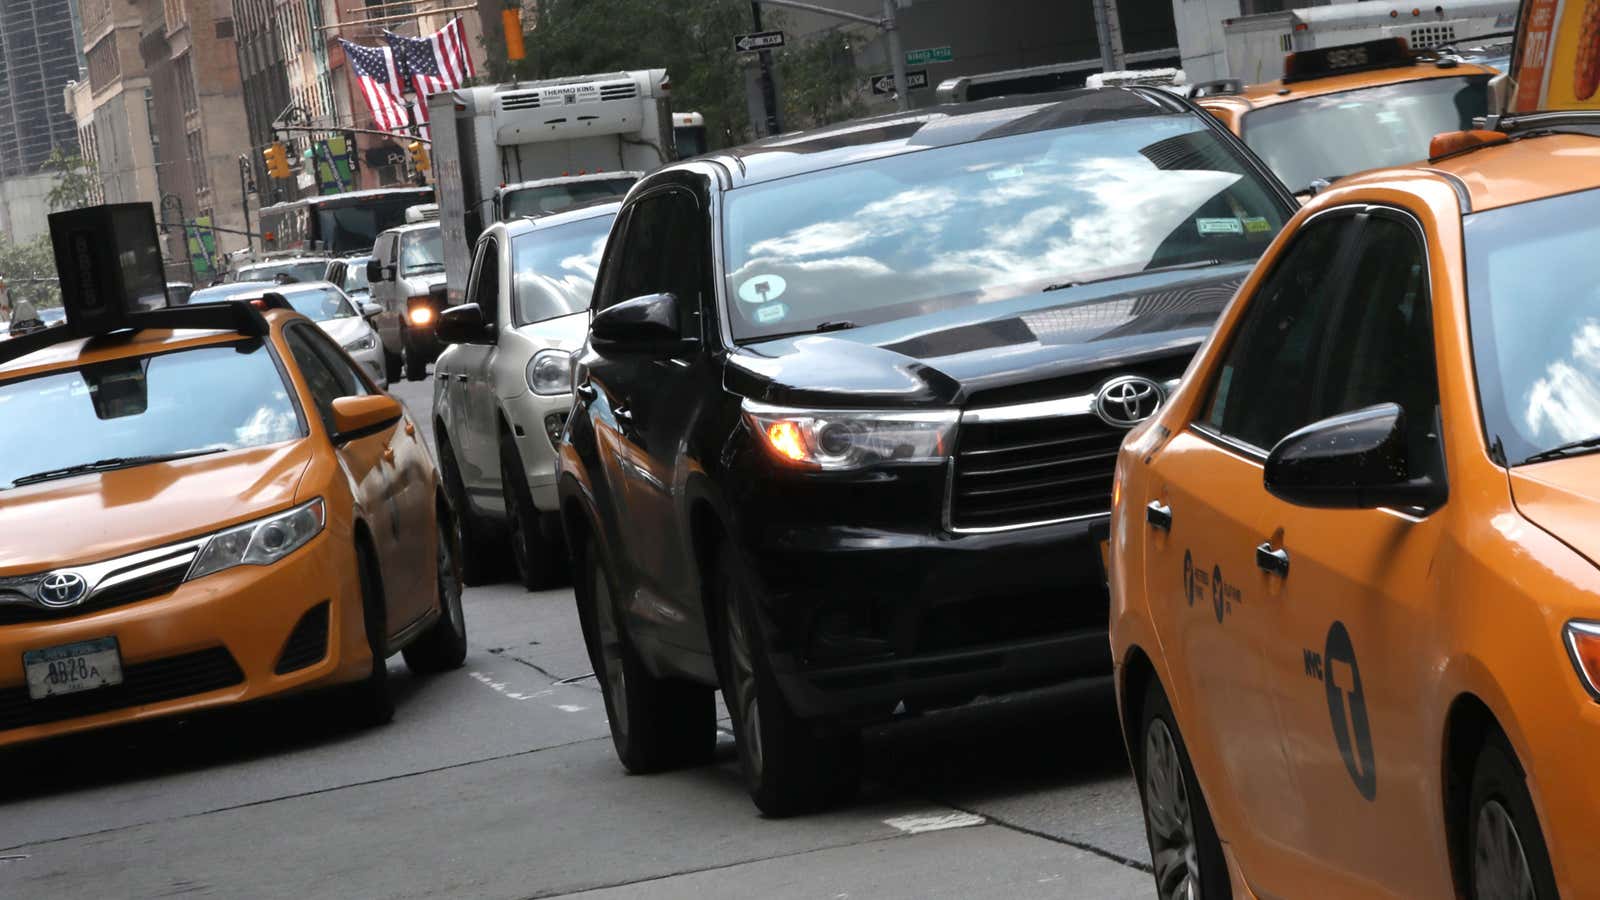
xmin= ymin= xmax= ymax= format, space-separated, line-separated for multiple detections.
xmin=556 ymin=87 xmax=1297 ymax=816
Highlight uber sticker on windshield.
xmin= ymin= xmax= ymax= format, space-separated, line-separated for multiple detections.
xmin=738 ymin=274 xmax=787 ymax=304
xmin=1196 ymin=218 xmax=1244 ymax=236
xmin=754 ymin=302 xmax=788 ymax=325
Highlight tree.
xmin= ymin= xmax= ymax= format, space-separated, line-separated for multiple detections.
xmin=772 ymin=27 xmax=866 ymax=131
xmin=0 ymin=236 xmax=62 ymax=309
xmin=42 ymin=149 xmax=101 ymax=212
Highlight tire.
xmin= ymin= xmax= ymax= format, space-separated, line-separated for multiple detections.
xmin=577 ymin=536 xmax=715 ymax=773
xmin=384 ymin=347 xmax=402 ymax=384
xmin=501 ymin=430 xmax=561 ymax=591
xmin=1136 ymin=678 xmax=1229 ymax=900
xmin=1466 ymin=730 xmax=1559 ymax=900
xmin=346 ymin=541 xmax=396 ymax=727
xmin=713 ymin=540 xmax=862 ymax=817
xmin=403 ymin=336 xmax=427 ymax=382
xmin=403 ymin=515 xmax=469 ymax=674
xmin=438 ymin=435 xmax=503 ymax=586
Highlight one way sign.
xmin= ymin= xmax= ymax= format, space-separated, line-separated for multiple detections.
xmin=734 ymin=30 xmax=785 ymax=53
xmin=870 ymin=68 xmax=930 ymax=95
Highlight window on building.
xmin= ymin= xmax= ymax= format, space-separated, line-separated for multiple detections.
xmin=87 ymin=36 xmax=119 ymax=92
xmin=177 ymin=53 xmax=198 ymax=114
xmin=187 ymin=130 xmax=209 ymax=190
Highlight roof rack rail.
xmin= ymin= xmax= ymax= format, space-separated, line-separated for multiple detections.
xmin=0 ymin=301 xmax=269 ymax=369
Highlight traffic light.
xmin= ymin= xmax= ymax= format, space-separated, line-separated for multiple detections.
xmin=263 ymin=142 xmax=291 ymax=179
xmin=408 ymin=140 xmax=430 ymax=173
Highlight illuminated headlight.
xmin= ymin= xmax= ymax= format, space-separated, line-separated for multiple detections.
xmin=741 ymin=400 xmax=957 ymax=471
xmin=187 ymin=499 xmax=326 ymax=580
xmin=343 ymin=333 xmax=378 ymax=353
xmin=527 ymin=348 xmax=574 ymax=396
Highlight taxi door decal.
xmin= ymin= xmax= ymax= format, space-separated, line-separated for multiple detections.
xmin=1306 ymin=620 xmax=1378 ymax=801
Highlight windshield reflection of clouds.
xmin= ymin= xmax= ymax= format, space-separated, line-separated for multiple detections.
xmin=725 ymin=119 xmax=1278 ymax=338
xmin=514 ymin=225 xmax=610 ymax=323
xmin=1523 ymin=320 xmax=1600 ymax=443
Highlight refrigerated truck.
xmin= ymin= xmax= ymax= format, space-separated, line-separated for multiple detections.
xmin=428 ymin=69 xmax=676 ymax=306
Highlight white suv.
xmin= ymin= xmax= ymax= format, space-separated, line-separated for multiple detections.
xmin=432 ymin=201 xmax=617 ymax=588
xmin=368 ymin=222 xmax=446 ymax=382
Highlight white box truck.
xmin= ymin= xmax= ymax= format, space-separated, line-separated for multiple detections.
xmin=428 ymin=69 xmax=676 ymax=305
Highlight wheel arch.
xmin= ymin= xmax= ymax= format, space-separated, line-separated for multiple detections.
xmin=1441 ymin=692 xmax=1513 ymax=894
xmin=1119 ymin=643 xmax=1159 ymax=772
xmin=688 ymin=497 xmax=730 ymax=662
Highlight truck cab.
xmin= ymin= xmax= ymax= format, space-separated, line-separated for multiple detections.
xmin=367 ymin=221 xmax=447 ymax=382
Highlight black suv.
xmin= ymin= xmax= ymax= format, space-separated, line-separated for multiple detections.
xmin=558 ymin=88 xmax=1296 ymax=815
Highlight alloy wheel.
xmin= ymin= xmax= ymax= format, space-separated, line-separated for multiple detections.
xmin=437 ymin=527 xmax=464 ymax=635
xmin=725 ymin=591 xmax=764 ymax=779
xmin=502 ymin=469 xmax=531 ymax=583
xmin=1144 ymin=717 xmax=1200 ymax=900
xmin=591 ymin=558 xmax=627 ymax=738
xmin=1474 ymin=800 xmax=1537 ymax=900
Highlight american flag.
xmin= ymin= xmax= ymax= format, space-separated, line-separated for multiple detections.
xmin=338 ymin=40 xmax=411 ymax=133
xmin=386 ymin=18 xmax=478 ymax=139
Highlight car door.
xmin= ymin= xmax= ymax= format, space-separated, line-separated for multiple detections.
xmin=445 ymin=235 xmax=500 ymax=498
xmin=1249 ymin=208 xmax=1451 ymax=898
xmin=464 ymin=235 xmax=505 ymax=484
xmin=582 ymin=183 xmax=713 ymax=653
xmin=1138 ymin=209 xmax=1363 ymax=886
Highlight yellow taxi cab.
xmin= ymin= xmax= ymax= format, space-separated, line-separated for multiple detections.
xmin=1107 ymin=116 xmax=1600 ymax=898
xmin=0 ymin=290 xmax=465 ymax=748
xmin=1195 ymin=38 xmax=1497 ymax=197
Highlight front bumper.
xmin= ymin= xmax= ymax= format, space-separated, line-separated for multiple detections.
xmin=0 ymin=532 xmax=368 ymax=748
xmin=505 ymin=390 xmax=575 ymax=511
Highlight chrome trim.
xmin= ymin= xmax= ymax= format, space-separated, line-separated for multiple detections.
xmin=0 ymin=537 xmax=205 ymax=613
xmin=950 ymin=509 xmax=1111 ymax=535
xmin=962 ymin=392 xmax=1094 ymax=424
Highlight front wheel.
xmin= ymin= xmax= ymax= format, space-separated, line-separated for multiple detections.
xmin=384 ymin=347 xmax=402 ymax=383
xmin=438 ymin=436 xmax=503 ymax=586
xmin=344 ymin=542 xmax=395 ymax=727
xmin=403 ymin=334 xmax=428 ymax=382
xmin=402 ymin=518 xmax=469 ymax=674
xmin=1137 ymin=678 xmax=1229 ymax=900
xmin=715 ymin=541 xmax=861 ymax=817
xmin=501 ymin=431 xmax=562 ymax=590
xmin=1467 ymin=730 xmax=1558 ymax=900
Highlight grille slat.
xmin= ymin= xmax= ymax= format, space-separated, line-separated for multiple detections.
xmin=958 ymin=466 xmax=1117 ymax=499
xmin=950 ymin=410 xmax=1127 ymax=531
xmin=0 ymin=647 xmax=244 ymax=731
xmin=958 ymin=447 xmax=1121 ymax=480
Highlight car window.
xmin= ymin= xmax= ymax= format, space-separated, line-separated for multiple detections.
xmin=1202 ymin=214 xmax=1355 ymax=451
xmin=470 ymin=238 xmax=501 ymax=324
xmin=511 ymin=213 xmax=613 ymax=325
xmin=284 ymin=325 xmax=367 ymax=431
xmin=610 ymin=192 xmax=673 ymax=308
xmin=281 ymin=287 xmax=356 ymax=322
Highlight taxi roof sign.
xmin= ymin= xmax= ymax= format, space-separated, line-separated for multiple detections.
xmin=1283 ymin=37 xmax=1414 ymax=83
xmin=48 ymin=203 xmax=170 ymax=337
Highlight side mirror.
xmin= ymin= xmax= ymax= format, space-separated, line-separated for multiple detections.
xmin=591 ymin=292 xmax=694 ymax=359
xmin=436 ymin=303 xmax=495 ymax=345
xmin=1263 ymin=402 xmax=1445 ymax=510
xmin=366 ymin=259 xmax=386 ymax=283
xmin=330 ymin=394 xmax=403 ymax=440
xmin=358 ymin=300 xmax=382 ymax=319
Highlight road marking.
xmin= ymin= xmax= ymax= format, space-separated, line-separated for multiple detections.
xmin=555 ymin=704 xmax=587 ymax=713
xmin=882 ymin=812 xmax=986 ymax=834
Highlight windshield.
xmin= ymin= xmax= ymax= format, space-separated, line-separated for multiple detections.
xmin=400 ymin=229 xmax=445 ymax=275
xmin=1241 ymin=75 xmax=1489 ymax=193
xmin=513 ymin=213 xmax=614 ymax=324
xmin=1466 ymin=187 xmax=1600 ymax=464
xmin=501 ymin=178 xmax=636 ymax=220
xmin=282 ymin=287 xmax=355 ymax=322
xmin=316 ymin=196 xmax=423 ymax=253
xmin=238 ymin=261 xmax=327 ymax=283
xmin=343 ymin=262 xmax=370 ymax=293
xmin=722 ymin=114 xmax=1290 ymax=340
xmin=0 ymin=341 xmax=304 ymax=489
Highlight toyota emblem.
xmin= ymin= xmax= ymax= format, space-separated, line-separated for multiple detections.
xmin=1093 ymin=375 xmax=1165 ymax=428
xmin=38 ymin=572 xmax=88 ymax=608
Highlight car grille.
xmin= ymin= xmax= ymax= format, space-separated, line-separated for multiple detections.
xmin=0 ymin=565 xmax=188 ymax=626
xmin=948 ymin=411 xmax=1127 ymax=531
xmin=0 ymin=647 xmax=244 ymax=732
xmin=275 ymin=602 xmax=330 ymax=675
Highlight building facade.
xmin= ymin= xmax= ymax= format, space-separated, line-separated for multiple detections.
xmin=71 ymin=0 xmax=160 ymax=207
xmin=0 ymin=0 xmax=84 ymax=179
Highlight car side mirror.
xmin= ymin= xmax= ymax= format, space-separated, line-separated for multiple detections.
xmin=1263 ymin=402 xmax=1445 ymax=510
xmin=436 ymin=303 xmax=495 ymax=345
xmin=366 ymin=259 xmax=387 ymax=283
xmin=358 ymin=300 xmax=382 ymax=319
xmin=590 ymin=292 xmax=694 ymax=359
xmin=330 ymin=394 xmax=403 ymax=441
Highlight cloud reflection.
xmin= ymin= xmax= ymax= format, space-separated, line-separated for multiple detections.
xmin=1524 ymin=320 xmax=1600 ymax=442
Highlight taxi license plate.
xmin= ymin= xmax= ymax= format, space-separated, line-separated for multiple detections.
xmin=24 ymin=637 xmax=123 ymax=700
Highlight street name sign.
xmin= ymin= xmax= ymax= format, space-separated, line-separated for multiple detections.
xmin=904 ymin=46 xmax=953 ymax=66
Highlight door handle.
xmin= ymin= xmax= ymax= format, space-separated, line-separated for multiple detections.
xmin=613 ymin=406 xmax=634 ymax=424
xmin=1146 ymin=500 xmax=1172 ymax=531
xmin=1255 ymin=542 xmax=1290 ymax=577
xmin=382 ymin=446 xmax=396 ymax=463
xmin=575 ymin=382 xmax=596 ymax=402
xmin=404 ymin=420 xmax=416 ymax=437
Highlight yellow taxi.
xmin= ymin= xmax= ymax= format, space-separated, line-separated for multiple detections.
xmin=0 ymin=290 xmax=465 ymax=747
xmin=1107 ymin=118 xmax=1600 ymax=898
xmin=1195 ymin=38 xmax=1498 ymax=197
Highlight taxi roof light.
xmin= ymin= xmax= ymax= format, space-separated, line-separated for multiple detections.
xmin=1283 ymin=37 xmax=1413 ymax=84
xmin=1427 ymin=128 xmax=1509 ymax=161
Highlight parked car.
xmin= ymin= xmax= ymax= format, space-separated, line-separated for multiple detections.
xmin=557 ymin=87 xmax=1296 ymax=815
xmin=228 ymin=256 xmax=335 ymax=285
xmin=368 ymin=221 xmax=446 ymax=382
xmin=190 ymin=280 xmax=387 ymax=387
xmin=433 ymin=200 xmax=617 ymax=589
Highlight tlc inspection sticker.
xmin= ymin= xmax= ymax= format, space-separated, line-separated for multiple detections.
xmin=1196 ymin=217 xmax=1244 ymax=236
xmin=738 ymin=274 xmax=787 ymax=304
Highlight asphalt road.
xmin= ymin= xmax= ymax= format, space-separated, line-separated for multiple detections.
xmin=0 ymin=376 xmax=1152 ymax=900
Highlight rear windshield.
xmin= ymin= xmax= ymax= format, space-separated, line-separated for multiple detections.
xmin=0 ymin=341 xmax=304 ymax=489
xmin=1241 ymin=75 xmax=1489 ymax=193
xmin=501 ymin=178 xmax=636 ymax=220
xmin=513 ymin=213 xmax=614 ymax=324
xmin=238 ymin=260 xmax=328 ymax=283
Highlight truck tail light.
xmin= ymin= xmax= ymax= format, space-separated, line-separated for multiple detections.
xmin=1563 ymin=621 xmax=1600 ymax=701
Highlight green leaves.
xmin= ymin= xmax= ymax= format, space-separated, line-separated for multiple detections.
xmin=40 ymin=149 xmax=100 ymax=213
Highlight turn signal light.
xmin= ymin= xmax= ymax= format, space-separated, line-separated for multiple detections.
xmin=764 ymin=421 xmax=807 ymax=462
xmin=1428 ymin=129 xmax=1507 ymax=161
xmin=409 ymin=306 xmax=435 ymax=326
xmin=1565 ymin=621 xmax=1600 ymax=700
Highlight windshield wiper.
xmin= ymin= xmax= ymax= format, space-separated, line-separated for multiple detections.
xmin=1043 ymin=259 xmax=1226 ymax=293
xmin=1520 ymin=435 xmax=1600 ymax=465
xmin=814 ymin=320 xmax=855 ymax=333
xmin=9 ymin=448 xmax=226 ymax=488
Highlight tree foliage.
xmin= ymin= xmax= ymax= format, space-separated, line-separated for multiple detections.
xmin=41 ymin=149 xmax=101 ymax=212
xmin=0 ymin=236 xmax=62 ymax=309
xmin=508 ymin=0 xmax=867 ymax=149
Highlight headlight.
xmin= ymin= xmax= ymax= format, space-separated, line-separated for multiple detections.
xmin=741 ymin=401 xmax=957 ymax=470
xmin=187 ymin=499 xmax=326 ymax=580
xmin=343 ymin=333 xmax=378 ymax=353
xmin=527 ymin=349 xmax=574 ymax=396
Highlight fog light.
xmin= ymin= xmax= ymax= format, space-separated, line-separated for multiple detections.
xmin=409 ymin=306 xmax=434 ymax=326
xmin=544 ymin=412 xmax=567 ymax=449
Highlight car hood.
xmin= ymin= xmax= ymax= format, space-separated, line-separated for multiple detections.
xmin=0 ymin=441 xmax=315 ymax=575
xmin=318 ymin=315 xmax=374 ymax=348
xmin=513 ymin=310 xmax=589 ymax=348
xmin=724 ymin=266 xmax=1250 ymax=407
xmin=402 ymin=271 xmax=448 ymax=292
xmin=1510 ymin=456 xmax=1600 ymax=567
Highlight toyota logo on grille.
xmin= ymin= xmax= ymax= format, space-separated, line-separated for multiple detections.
xmin=1093 ymin=376 xmax=1165 ymax=428
xmin=38 ymin=572 xmax=88 ymax=608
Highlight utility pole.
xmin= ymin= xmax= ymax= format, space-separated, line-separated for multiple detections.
xmin=750 ymin=2 xmax=783 ymax=136
xmin=237 ymin=155 xmax=254 ymax=254
xmin=1091 ymin=0 xmax=1126 ymax=74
